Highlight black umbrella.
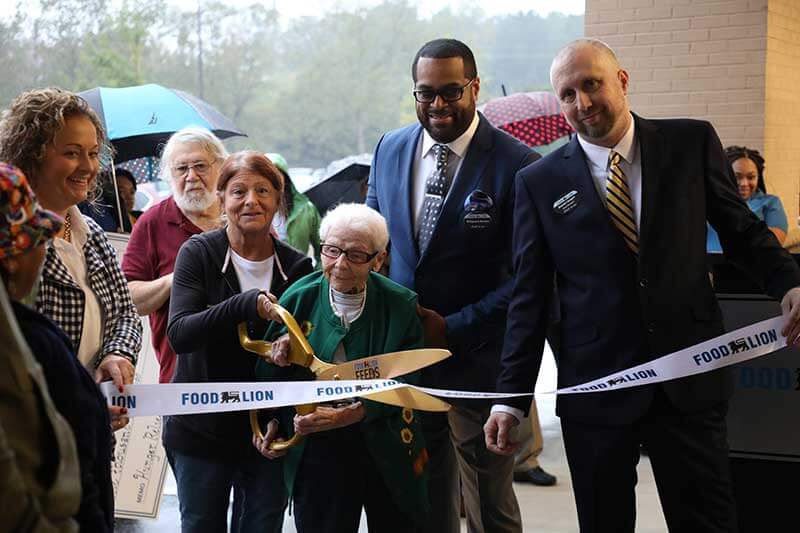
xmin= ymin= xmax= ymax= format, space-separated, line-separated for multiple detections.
xmin=305 ymin=163 xmax=371 ymax=216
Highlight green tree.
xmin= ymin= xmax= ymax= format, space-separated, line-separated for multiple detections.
xmin=86 ymin=0 xmax=168 ymax=87
xmin=0 ymin=0 xmax=583 ymax=170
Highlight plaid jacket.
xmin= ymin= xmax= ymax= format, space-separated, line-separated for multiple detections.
xmin=37 ymin=214 xmax=141 ymax=367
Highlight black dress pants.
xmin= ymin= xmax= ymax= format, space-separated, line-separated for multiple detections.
xmin=561 ymin=387 xmax=737 ymax=533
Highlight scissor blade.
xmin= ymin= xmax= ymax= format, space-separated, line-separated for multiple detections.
xmin=361 ymin=387 xmax=451 ymax=412
xmin=315 ymin=348 xmax=451 ymax=381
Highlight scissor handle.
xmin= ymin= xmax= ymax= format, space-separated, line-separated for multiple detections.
xmin=239 ymin=304 xmax=321 ymax=451
xmin=238 ymin=305 xmax=315 ymax=367
xmin=249 ymin=403 xmax=316 ymax=451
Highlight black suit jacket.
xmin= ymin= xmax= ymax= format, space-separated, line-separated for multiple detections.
xmin=367 ymin=114 xmax=539 ymax=393
xmin=498 ymin=114 xmax=800 ymax=424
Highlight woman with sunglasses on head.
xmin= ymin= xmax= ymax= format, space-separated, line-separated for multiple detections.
xmin=253 ymin=203 xmax=430 ymax=533
xmin=0 ymin=87 xmax=142 ymax=432
xmin=166 ymin=151 xmax=313 ymax=532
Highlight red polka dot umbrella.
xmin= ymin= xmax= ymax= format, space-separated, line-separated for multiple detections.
xmin=478 ymin=91 xmax=573 ymax=147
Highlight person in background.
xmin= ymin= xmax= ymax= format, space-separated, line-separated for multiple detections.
xmin=0 ymin=87 xmax=141 ymax=434
xmin=512 ymin=400 xmax=556 ymax=486
xmin=166 ymin=151 xmax=313 ymax=532
xmin=122 ymin=126 xmax=227 ymax=384
xmin=0 ymin=163 xmax=114 ymax=532
xmin=707 ymin=145 xmax=788 ymax=251
xmin=513 ymin=319 xmax=560 ymax=487
xmin=77 ymin=169 xmax=133 ymax=233
xmin=115 ymin=167 xmax=142 ymax=227
xmin=254 ymin=203 xmax=429 ymax=533
xmin=267 ymin=152 xmax=322 ymax=263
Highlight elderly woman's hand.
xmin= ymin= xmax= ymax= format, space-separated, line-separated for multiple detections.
xmin=252 ymin=419 xmax=287 ymax=459
xmin=293 ymin=402 xmax=365 ymax=436
xmin=95 ymin=353 xmax=135 ymax=392
xmin=257 ymin=291 xmax=282 ymax=322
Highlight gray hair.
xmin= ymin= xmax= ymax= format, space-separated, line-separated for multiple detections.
xmin=550 ymin=38 xmax=621 ymax=87
xmin=319 ymin=203 xmax=389 ymax=252
xmin=158 ymin=126 xmax=228 ymax=182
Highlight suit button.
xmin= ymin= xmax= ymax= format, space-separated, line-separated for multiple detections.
xmin=647 ymin=323 xmax=656 ymax=334
xmin=639 ymin=278 xmax=648 ymax=288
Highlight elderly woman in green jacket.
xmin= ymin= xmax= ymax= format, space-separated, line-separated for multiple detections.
xmin=253 ymin=203 xmax=428 ymax=533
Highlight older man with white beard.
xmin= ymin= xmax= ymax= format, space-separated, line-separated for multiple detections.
xmin=121 ymin=127 xmax=227 ymax=384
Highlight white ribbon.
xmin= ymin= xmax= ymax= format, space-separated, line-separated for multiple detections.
xmin=554 ymin=316 xmax=785 ymax=394
xmin=102 ymin=316 xmax=787 ymax=417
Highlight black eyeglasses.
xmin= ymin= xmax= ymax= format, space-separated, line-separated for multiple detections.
xmin=321 ymin=244 xmax=379 ymax=264
xmin=413 ymin=78 xmax=475 ymax=104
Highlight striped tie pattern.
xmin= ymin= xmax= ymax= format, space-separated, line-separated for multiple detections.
xmin=606 ymin=151 xmax=638 ymax=255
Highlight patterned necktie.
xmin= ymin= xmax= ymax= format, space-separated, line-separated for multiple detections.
xmin=417 ymin=144 xmax=450 ymax=254
xmin=606 ymin=151 xmax=639 ymax=255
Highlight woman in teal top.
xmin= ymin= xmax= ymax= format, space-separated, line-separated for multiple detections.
xmin=253 ymin=203 xmax=428 ymax=533
xmin=707 ymin=146 xmax=788 ymax=252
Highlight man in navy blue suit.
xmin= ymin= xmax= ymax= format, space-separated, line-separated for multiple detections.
xmin=367 ymin=39 xmax=539 ymax=533
xmin=485 ymin=39 xmax=800 ymax=532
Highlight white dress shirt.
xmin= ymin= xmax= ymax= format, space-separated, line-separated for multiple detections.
xmin=578 ymin=117 xmax=642 ymax=229
xmin=492 ymin=117 xmax=643 ymax=423
xmin=411 ymin=112 xmax=480 ymax=236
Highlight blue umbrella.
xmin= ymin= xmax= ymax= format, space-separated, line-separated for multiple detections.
xmin=78 ymin=83 xmax=246 ymax=163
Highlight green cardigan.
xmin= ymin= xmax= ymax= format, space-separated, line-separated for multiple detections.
xmin=256 ymin=271 xmax=429 ymax=519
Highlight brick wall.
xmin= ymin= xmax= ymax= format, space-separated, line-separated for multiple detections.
xmin=586 ymin=0 xmax=799 ymax=229
xmin=586 ymin=0 xmax=768 ymax=149
xmin=764 ymin=0 xmax=800 ymax=225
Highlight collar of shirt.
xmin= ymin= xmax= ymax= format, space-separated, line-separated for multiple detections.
xmin=165 ymin=196 xmax=202 ymax=232
xmin=575 ymin=115 xmax=643 ymax=229
xmin=420 ymin=111 xmax=480 ymax=161
xmin=67 ymin=205 xmax=89 ymax=248
xmin=577 ymin=115 xmax=636 ymax=169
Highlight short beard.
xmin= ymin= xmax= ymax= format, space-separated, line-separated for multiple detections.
xmin=173 ymin=189 xmax=216 ymax=214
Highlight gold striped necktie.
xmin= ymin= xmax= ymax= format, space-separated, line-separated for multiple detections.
xmin=606 ymin=151 xmax=639 ymax=255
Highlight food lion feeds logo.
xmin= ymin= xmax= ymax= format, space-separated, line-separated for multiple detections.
xmin=354 ymin=359 xmax=381 ymax=379
xmin=692 ymin=328 xmax=778 ymax=367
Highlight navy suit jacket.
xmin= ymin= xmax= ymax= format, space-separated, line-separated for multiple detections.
xmin=497 ymin=114 xmax=800 ymax=423
xmin=367 ymin=114 xmax=539 ymax=393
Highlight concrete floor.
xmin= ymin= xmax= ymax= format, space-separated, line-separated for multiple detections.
xmin=116 ymin=346 xmax=668 ymax=532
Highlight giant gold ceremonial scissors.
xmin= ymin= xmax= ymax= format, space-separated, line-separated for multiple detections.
xmin=238 ymin=305 xmax=451 ymax=450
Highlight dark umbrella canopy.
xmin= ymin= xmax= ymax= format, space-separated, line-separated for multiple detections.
xmin=305 ymin=163 xmax=371 ymax=216
xmin=478 ymin=91 xmax=573 ymax=147
xmin=79 ymin=84 xmax=246 ymax=163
